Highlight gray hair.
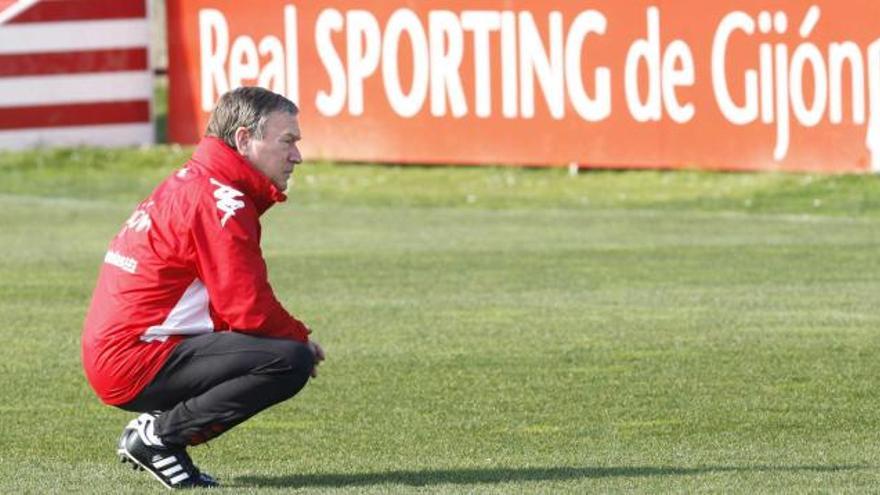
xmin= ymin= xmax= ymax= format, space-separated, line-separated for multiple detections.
xmin=205 ymin=86 xmax=299 ymax=149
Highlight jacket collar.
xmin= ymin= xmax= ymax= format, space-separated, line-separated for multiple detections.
xmin=189 ymin=136 xmax=287 ymax=215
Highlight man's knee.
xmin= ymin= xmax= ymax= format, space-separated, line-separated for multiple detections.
xmin=271 ymin=340 xmax=315 ymax=378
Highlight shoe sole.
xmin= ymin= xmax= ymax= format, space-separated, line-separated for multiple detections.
xmin=119 ymin=447 xmax=218 ymax=489
xmin=118 ymin=451 xmax=144 ymax=471
xmin=119 ymin=448 xmax=176 ymax=490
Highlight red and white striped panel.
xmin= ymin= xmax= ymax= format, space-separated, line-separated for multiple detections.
xmin=0 ymin=0 xmax=153 ymax=149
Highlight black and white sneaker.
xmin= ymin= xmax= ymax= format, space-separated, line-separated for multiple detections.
xmin=117 ymin=418 xmax=143 ymax=471
xmin=118 ymin=413 xmax=219 ymax=489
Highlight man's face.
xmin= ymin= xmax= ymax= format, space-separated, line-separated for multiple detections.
xmin=239 ymin=111 xmax=302 ymax=191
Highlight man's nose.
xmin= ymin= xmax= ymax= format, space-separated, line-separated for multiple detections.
xmin=289 ymin=146 xmax=302 ymax=164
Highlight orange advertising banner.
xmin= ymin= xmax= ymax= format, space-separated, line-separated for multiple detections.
xmin=167 ymin=1 xmax=880 ymax=172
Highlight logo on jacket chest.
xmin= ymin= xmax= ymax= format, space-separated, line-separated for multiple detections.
xmin=209 ymin=178 xmax=245 ymax=227
xmin=123 ymin=201 xmax=154 ymax=234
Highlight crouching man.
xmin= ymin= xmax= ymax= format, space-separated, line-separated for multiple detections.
xmin=81 ymin=86 xmax=324 ymax=489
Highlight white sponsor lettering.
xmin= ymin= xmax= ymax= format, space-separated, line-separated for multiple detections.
xmin=104 ymin=250 xmax=138 ymax=274
xmin=199 ymin=6 xmax=299 ymax=111
xmin=314 ymin=8 xmax=345 ymax=116
xmin=518 ymin=11 xmax=563 ymax=120
xmin=624 ymin=7 xmax=696 ymax=124
xmin=429 ymin=10 xmax=468 ymax=118
xmin=229 ymin=32 xmax=260 ymax=89
xmin=500 ymin=11 xmax=518 ymax=119
xmin=712 ymin=6 xmax=880 ymax=165
xmin=461 ymin=11 xmax=500 ymax=118
xmin=347 ymin=10 xmax=382 ymax=116
xmin=195 ymin=6 xmax=616 ymax=122
xmin=194 ymin=5 xmax=880 ymax=168
xmin=868 ymin=41 xmax=880 ymax=172
xmin=565 ymin=10 xmax=612 ymax=122
xmin=311 ymin=7 xmax=612 ymax=120
xmin=382 ymin=9 xmax=429 ymax=118
xmin=199 ymin=9 xmax=229 ymax=110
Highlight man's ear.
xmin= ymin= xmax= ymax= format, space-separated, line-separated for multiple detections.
xmin=234 ymin=126 xmax=251 ymax=156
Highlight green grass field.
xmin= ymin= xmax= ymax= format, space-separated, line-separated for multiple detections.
xmin=2 ymin=148 xmax=880 ymax=493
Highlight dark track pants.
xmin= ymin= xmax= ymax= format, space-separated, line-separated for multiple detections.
xmin=119 ymin=332 xmax=314 ymax=447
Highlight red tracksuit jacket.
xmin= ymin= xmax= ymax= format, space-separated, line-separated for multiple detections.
xmin=82 ymin=137 xmax=310 ymax=405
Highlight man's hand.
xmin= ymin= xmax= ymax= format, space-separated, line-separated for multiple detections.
xmin=308 ymin=340 xmax=325 ymax=377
